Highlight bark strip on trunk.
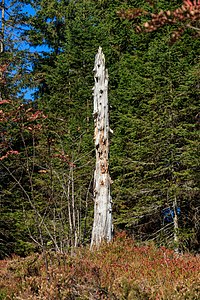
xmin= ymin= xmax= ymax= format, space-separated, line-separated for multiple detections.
xmin=91 ymin=47 xmax=112 ymax=248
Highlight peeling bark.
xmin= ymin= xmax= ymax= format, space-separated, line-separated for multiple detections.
xmin=91 ymin=47 xmax=112 ymax=248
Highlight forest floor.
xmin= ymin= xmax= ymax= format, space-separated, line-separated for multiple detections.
xmin=0 ymin=233 xmax=200 ymax=299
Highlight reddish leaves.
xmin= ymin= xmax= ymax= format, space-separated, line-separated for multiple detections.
xmin=118 ymin=0 xmax=200 ymax=41
xmin=53 ymin=152 xmax=76 ymax=168
xmin=0 ymin=64 xmax=8 ymax=84
xmin=2 ymin=235 xmax=199 ymax=299
xmin=0 ymin=150 xmax=19 ymax=161
xmin=184 ymin=0 xmax=200 ymax=7
xmin=27 ymin=110 xmax=47 ymax=121
xmin=0 ymin=100 xmax=11 ymax=105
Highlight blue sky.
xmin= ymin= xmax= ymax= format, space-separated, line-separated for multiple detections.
xmin=17 ymin=3 xmax=50 ymax=100
xmin=1 ymin=1 xmax=51 ymax=100
xmin=20 ymin=4 xmax=36 ymax=101
xmin=23 ymin=4 xmax=36 ymax=17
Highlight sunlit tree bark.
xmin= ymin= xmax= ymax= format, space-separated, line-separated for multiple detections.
xmin=91 ymin=47 xmax=112 ymax=248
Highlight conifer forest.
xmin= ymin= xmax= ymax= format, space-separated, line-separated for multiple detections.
xmin=0 ymin=1 xmax=200 ymax=299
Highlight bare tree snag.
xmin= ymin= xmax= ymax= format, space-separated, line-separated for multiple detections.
xmin=91 ymin=47 xmax=112 ymax=248
xmin=173 ymin=197 xmax=179 ymax=253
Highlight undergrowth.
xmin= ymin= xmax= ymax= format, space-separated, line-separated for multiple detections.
xmin=0 ymin=233 xmax=199 ymax=299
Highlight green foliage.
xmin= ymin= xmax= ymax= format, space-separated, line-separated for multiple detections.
xmin=0 ymin=0 xmax=199 ymax=257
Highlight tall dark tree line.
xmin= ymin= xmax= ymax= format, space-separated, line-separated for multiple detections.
xmin=0 ymin=0 xmax=199 ymax=257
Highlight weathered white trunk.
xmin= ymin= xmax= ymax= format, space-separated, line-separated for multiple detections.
xmin=173 ymin=197 xmax=179 ymax=253
xmin=91 ymin=47 xmax=112 ymax=248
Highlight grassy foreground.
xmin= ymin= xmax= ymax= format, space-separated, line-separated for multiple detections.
xmin=0 ymin=233 xmax=200 ymax=299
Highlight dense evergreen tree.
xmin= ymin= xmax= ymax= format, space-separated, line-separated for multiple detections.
xmin=111 ymin=0 xmax=200 ymax=250
xmin=1 ymin=0 xmax=199 ymax=257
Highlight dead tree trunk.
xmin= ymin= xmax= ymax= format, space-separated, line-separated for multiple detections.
xmin=91 ymin=47 xmax=112 ymax=248
xmin=173 ymin=196 xmax=179 ymax=253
